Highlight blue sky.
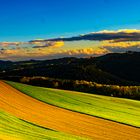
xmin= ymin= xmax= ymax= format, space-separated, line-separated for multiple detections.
xmin=1 ymin=0 xmax=140 ymax=60
xmin=0 ymin=0 xmax=140 ymax=41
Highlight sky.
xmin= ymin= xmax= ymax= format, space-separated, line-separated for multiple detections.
xmin=0 ymin=0 xmax=140 ymax=60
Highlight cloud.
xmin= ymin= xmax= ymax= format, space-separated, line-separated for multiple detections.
xmin=101 ymin=40 xmax=140 ymax=53
xmin=51 ymin=48 xmax=110 ymax=58
xmin=101 ymin=40 xmax=140 ymax=48
xmin=0 ymin=46 xmax=109 ymax=61
xmin=101 ymin=45 xmax=140 ymax=53
xmin=0 ymin=42 xmax=23 ymax=47
xmin=32 ymin=41 xmax=64 ymax=48
xmin=96 ymin=29 xmax=140 ymax=34
xmin=1 ymin=29 xmax=140 ymax=61
xmin=30 ymin=29 xmax=140 ymax=42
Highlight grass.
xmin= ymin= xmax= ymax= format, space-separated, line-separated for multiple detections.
xmin=0 ymin=109 xmax=87 ymax=140
xmin=7 ymin=81 xmax=140 ymax=128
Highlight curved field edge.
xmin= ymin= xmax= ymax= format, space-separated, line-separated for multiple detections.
xmin=0 ymin=110 xmax=87 ymax=140
xmin=6 ymin=81 xmax=140 ymax=128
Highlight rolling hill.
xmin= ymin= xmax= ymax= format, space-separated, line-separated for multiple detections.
xmin=0 ymin=80 xmax=139 ymax=139
xmin=94 ymin=51 xmax=140 ymax=83
xmin=1 ymin=52 xmax=140 ymax=86
xmin=7 ymin=81 xmax=140 ymax=128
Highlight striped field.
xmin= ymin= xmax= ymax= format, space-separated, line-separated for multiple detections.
xmin=7 ymin=81 xmax=140 ymax=127
xmin=0 ymin=81 xmax=140 ymax=139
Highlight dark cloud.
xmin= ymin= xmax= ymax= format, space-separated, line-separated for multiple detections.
xmin=30 ymin=30 xmax=140 ymax=43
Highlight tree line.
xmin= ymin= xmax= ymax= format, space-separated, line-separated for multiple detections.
xmin=6 ymin=76 xmax=140 ymax=100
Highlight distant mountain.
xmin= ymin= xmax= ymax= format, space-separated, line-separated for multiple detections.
xmin=0 ymin=60 xmax=13 ymax=70
xmin=94 ymin=51 xmax=140 ymax=83
xmin=0 ymin=52 xmax=140 ymax=85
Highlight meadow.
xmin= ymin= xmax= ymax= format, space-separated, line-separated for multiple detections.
xmin=3 ymin=81 xmax=140 ymax=140
xmin=7 ymin=81 xmax=140 ymax=128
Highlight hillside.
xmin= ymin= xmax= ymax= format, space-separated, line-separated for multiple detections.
xmin=7 ymin=81 xmax=140 ymax=128
xmin=1 ymin=52 xmax=140 ymax=85
xmin=1 ymin=81 xmax=140 ymax=140
xmin=94 ymin=51 xmax=140 ymax=83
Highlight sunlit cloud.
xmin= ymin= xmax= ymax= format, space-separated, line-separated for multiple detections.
xmin=101 ymin=40 xmax=140 ymax=48
xmin=1 ymin=29 xmax=140 ymax=61
xmin=100 ymin=40 xmax=140 ymax=53
xmin=32 ymin=41 xmax=64 ymax=48
xmin=59 ymin=48 xmax=109 ymax=56
xmin=95 ymin=29 xmax=140 ymax=34
xmin=0 ymin=42 xmax=23 ymax=47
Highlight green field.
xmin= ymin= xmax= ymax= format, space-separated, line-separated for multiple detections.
xmin=7 ymin=81 xmax=140 ymax=128
xmin=0 ymin=110 xmax=86 ymax=140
